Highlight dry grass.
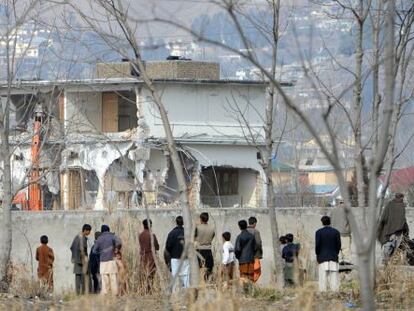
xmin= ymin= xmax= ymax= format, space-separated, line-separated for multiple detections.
xmin=8 ymin=263 xmax=50 ymax=299
xmin=6 ymin=215 xmax=414 ymax=310
xmin=110 ymin=216 xmax=168 ymax=296
xmin=376 ymin=250 xmax=414 ymax=309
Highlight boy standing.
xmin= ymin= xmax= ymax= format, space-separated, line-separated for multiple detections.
xmin=282 ymin=234 xmax=299 ymax=287
xmin=36 ymin=235 xmax=54 ymax=291
xmin=222 ymin=231 xmax=235 ymax=283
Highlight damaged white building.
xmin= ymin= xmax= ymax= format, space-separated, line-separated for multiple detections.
xmin=1 ymin=60 xmax=269 ymax=210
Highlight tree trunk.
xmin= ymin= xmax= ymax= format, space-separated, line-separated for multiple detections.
xmin=371 ymin=4 xmax=381 ymax=153
xmin=0 ymin=113 xmax=12 ymax=289
xmin=0 ymin=17 xmax=14 ymax=287
xmin=266 ymin=0 xmax=284 ymax=286
xmin=265 ymin=77 xmax=283 ymax=287
xmin=265 ymin=169 xmax=284 ymax=287
xmin=358 ymin=252 xmax=376 ymax=311
xmin=353 ymin=15 xmax=366 ymax=212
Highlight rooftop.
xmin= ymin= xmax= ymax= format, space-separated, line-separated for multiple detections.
xmin=0 ymin=77 xmax=275 ymax=95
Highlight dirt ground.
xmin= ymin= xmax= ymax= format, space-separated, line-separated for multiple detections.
xmin=0 ymin=291 xmax=353 ymax=311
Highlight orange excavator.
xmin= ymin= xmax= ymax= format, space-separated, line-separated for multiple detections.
xmin=13 ymin=104 xmax=44 ymax=211
xmin=28 ymin=104 xmax=44 ymax=210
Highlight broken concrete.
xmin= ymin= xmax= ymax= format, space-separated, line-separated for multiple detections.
xmin=2 ymin=75 xmax=269 ymax=210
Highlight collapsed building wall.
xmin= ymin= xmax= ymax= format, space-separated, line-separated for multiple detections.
xmin=59 ymin=85 xmax=145 ymax=210
xmin=61 ymin=142 xmax=135 ymax=210
xmin=3 ymin=76 xmax=268 ymax=210
xmin=104 ymin=156 xmax=136 ymax=209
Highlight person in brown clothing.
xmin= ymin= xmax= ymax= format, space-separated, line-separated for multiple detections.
xmin=139 ymin=219 xmax=159 ymax=293
xmin=36 ymin=235 xmax=54 ymax=291
xmin=247 ymin=216 xmax=263 ymax=283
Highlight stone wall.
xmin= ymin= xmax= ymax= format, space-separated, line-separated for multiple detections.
xmin=96 ymin=62 xmax=133 ymax=79
xmin=145 ymin=61 xmax=220 ymax=80
xmin=4 ymin=207 xmax=414 ymax=292
xmin=96 ymin=61 xmax=220 ymax=80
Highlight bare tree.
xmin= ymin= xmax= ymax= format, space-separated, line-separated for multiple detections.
xmin=130 ymin=0 xmax=414 ymax=309
xmin=0 ymin=0 xmax=75 ymax=287
xmin=0 ymin=0 xmax=42 ymax=288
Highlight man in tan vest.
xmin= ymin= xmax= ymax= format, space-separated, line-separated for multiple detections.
xmin=195 ymin=212 xmax=215 ymax=281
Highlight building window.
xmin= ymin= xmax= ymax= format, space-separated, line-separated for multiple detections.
xmin=216 ymin=168 xmax=238 ymax=195
xmin=102 ymin=91 xmax=137 ymax=132
xmin=200 ymin=167 xmax=239 ymax=197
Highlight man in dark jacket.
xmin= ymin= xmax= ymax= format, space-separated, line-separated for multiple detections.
xmin=70 ymin=224 xmax=91 ymax=295
xmin=89 ymin=231 xmax=101 ymax=294
xmin=377 ymin=193 xmax=408 ymax=262
xmin=235 ymin=219 xmax=256 ymax=282
xmin=93 ymin=225 xmax=122 ymax=295
xmin=315 ymin=216 xmax=341 ymax=292
xmin=165 ymin=216 xmax=188 ymax=291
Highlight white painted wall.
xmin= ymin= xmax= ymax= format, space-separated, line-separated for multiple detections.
xmin=141 ymin=83 xmax=266 ymax=139
xmin=238 ymin=169 xmax=258 ymax=207
xmin=6 ymin=207 xmax=390 ymax=292
xmin=65 ymin=92 xmax=102 ymax=132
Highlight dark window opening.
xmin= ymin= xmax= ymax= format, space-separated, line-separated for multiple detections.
xmin=201 ymin=167 xmax=238 ymax=196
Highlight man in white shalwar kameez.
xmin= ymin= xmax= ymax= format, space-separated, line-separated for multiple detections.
xmin=315 ymin=216 xmax=341 ymax=292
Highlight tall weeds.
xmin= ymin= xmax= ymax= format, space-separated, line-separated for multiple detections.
xmin=110 ymin=216 xmax=168 ymax=296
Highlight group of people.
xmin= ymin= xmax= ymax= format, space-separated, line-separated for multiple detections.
xmin=164 ymin=213 xmax=263 ymax=291
xmin=69 ymin=224 xmax=124 ymax=295
xmin=69 ymin=221 xmax=162 ymax=296
xmin=278 ymin=215 xmax=342 ymax=292
xmin=35 ymin=221 xmax=158 ymax=296
xmin=33 ymin=214 xmax=343 ymax=295
xmin=34 ymin=193 xmax=410 ymax=295
xmin=34 ymin=213 xmax=265 ymax=294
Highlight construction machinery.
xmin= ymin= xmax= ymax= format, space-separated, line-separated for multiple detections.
xmin=28 ymin=104 xmax=44 ymax=210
